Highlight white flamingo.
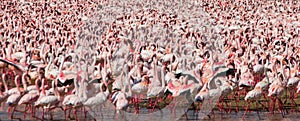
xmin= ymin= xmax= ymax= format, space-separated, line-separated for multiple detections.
xmin=0 ymin=74 xmax=9 ymax=107
xmin=147 ymin=58 xmax=166 ymax=99
xmin=244 ymin=85 xmax=264 ymax=119
xmin=18 ymin=73 xmax=40 ymax=118
xmin=111 ymin=66 xmax=133 ymax=112
xmin=62 ymin=76 xmax=79 ymax=119
xmin=6 ymin=75 xmax=24 ymax=119
xmin=67 ymin=80 xmax=88 ymax=120
xmin=84 ymin=83 xmax=109 ymax=119
xmin=34 ymin=79 xmax=61 ymax=120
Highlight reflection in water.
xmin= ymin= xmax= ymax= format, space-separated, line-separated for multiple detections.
xmin=0 ymin=103 xmax=299 ymax=121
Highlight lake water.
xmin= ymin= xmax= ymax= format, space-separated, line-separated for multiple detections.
xmin=1 ymin=101 xmax=299 ymax=121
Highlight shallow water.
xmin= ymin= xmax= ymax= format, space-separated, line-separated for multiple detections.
xmin=1 ymin=102 xmax=300 ymax=121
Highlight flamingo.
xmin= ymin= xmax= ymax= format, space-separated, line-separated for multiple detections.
xmin=147 ymin=58 xmax=166 ymax=111
xmin=84 ymin=83 xmax=109 ymax=107
xmin=11 ymin=51 xmax=26 ymax=63
xmin=66 ymin=79 xmax=88 ymax=120
xmin=26 ymin=66 xmax=42 ymax=84
xmin=286 ymin=64 xmax=299 ymax=106
xmin=111 ymin=65 xmax=132 ymax=115
xmin=238 ymin=70 xmax=255 ymax=89
xmin=194 ymin=77 xmax=223 ymax=118
xmin=111 ymin=63 xmax=132 ymax=112
xmin=48 ymin=55 xmax=75 ymax=87
xmin=18 ymin=73 xmax=40 ymax=118
xmin=62 ymin=75 xmax=80 ymax=120
xmin=22 ymin=68 xmax=42 ymax=92
xmin=244 ymin=62 xmax=270 ymax=118
xmin=6 ymin=75 xmax=24 ymax=119
xmin=44 ymin=55 xmax=58 ymax=81
xmin=194 ymin=82 xmax=210 ymax=103
xmin=267 ymin=72 xmax=285 ymax=117
xmin=129 ymin=73 xmax=150 ymax=113
xmin=84 ymin=83 xmax=109 ymax=119
xmin=140 ymin=46 xmax=154 ymax=62
xmin=34 ymin=79 xmax=61 ymax=120
xmin=112 ymin=91 xmax=129 ymax=111
xmin=0 ymin=74 xmax=9 ymax=107
xmin=244 ymin=85 xmax=264 ymax=119
xmin=147 ymin=58 xmax=166 ymax=98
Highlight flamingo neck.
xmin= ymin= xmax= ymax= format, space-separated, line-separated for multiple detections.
xmin=22 ymin=73 xmax=28 ymax=91
xmin=161 ymin=67 xmax=165 ymax=87
xmin=15 ymin=76 xmax=21 ymax=94
xmin=126 ymin=72 xmax=132 ymax=97
xmin=40 ymin=79 xmax=46 ymax=96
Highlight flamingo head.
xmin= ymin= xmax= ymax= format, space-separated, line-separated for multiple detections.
xmin=57 ymin=72 xmax=65 ymax=82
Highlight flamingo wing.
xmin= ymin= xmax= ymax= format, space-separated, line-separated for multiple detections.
xmin=18 ymin=93 xmax=39 ymax=105
xmin=0 ymin=58 xmax=27 ymax=72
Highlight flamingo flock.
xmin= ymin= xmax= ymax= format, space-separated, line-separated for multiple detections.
xmin=0 ymin=0 xmax=300 ymax=120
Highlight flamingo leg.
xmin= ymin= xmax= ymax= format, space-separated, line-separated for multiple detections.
xmin=42 ymin=107 xmax=45 ymax=119
xmin=31 ymin=105 xmax=36 ymax=118
xmin=243 ymin=101 xmax=249 ymax=119
xmin=32 ymin=107 xmax=39 ymax=119
xmin=255 ymin=101 xmax=261 ymax=120
xmin=74 ymin=109 xmax=78 ymax=121
xmin=269 ymin=97 xmax=275 ymax=114
xmin=99 ymin=105 xmax=103 ymax=119
xmin=10 ymin=106 xmax=16 ymax=119
xmin=68 ymin=107 xmax=71 ymax=119
xmin=83 ymin=107 xmax=87 ymax=119
xmin=217 ymin=99 xmax=224 ymax=112
xmin=151 ymin=98 xmax=158 ymax=112
xmin=148 ymin=98 xmax=153 ymax=112
xmin=7 ymin=106 xmax=11 ymax=115
xmin=277 ymin=97 xmax=285 ymax=118
xmin=24 ymin=104 xmax=28 ymax=119
xmin=195 ymin=103 xmax=200 ymax=120
xmin=223 ymin=96 xmax=231 ymax=113
xmin=134 ymin=95 xmax=139 ymax=114
xmin=234 ymin=92 xmax=239 ymax=113
xmin=64 ymin=107 xmax=68 ymax=120
xmin=290 ymin=89 xmax=297 ymax=107
xmin=258 ymin=100 xmax=268 ymax=111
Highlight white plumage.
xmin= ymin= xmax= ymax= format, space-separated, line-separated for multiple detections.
xmin=287 ymin=77 xmax=300 ymax=87
xmin=112 ymin=91 xmax=128 ymax=110
xmin=6 ymin=93 xmax=22 ymax=106
xmin=35 ymin=95 xmax=59 ymax=108
xmin=245 ymin=87 xmax=262 ymax=101
xmin=18 ymin=92 xmax=39 ymax=105
xmin=84 ymin=90 xmax=109 ymax=107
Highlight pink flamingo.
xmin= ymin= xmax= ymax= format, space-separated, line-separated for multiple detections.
xmin=67 ymin=79 xmax=88 ymax=121
xmin=62 ymin=77 xmax=79 ymax=120
xmin=6 ymin=75 xmax=24 ymax=119
xmin=84 ymin=83 xmax=109 ymax=117
xmin=111 ymin=63 xmax=132 ymax=112
xmin=18 ymin=73 xmax=40 ymax=119
xmin=34 ymin=79 xmax=61 ymax=120
xmin=286 ymin=63 xmax=299 ymax=106
xmin=147 ymin=58 xmax=166 ymax=111
xmin=244 ymin=85 xmax=264 ymax=119
xmin=268 ymin=71 xmax=285 ymax=117
xmin=0 ymin=74 xmax=9 ymax=108
xmin=130 ymin=74 xmax=150 ymax=113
